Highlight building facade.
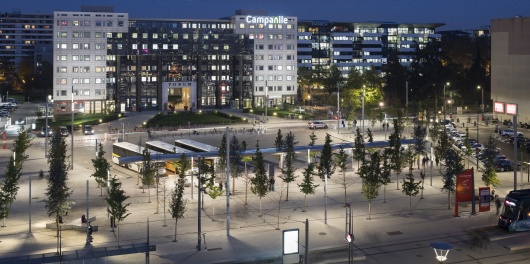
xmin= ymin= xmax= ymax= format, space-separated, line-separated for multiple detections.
xmin=7 ymin=7 xmax=446 ymax=113
xmin=53 ymin=6 xmax=128 ymax=114
xmin=297 ymin=21 xmax=443 ymax=76
xmin=0 ymin=10 xmax=53 ymax=70
xmin=491 ymin=16 xmax=530 ymax=122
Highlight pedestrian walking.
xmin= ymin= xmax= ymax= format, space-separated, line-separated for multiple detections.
xmin=219 ymin=181 xmax=223 ymax=191
xmin=495 ymin=194 xmax=502 ymax=215
xmin=435 ymin=157 xmax=439 ymax=167
xmin=341 ymin=120 xmax=345 ymax=128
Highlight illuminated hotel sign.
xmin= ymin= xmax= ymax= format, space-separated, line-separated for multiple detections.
xmin=246 ymin=15 xmax=288 ymax=25
xmin=494 ymin=101 xmax=505 ymax=114
xmin=506 ymin=103 xmax=518 ymax=115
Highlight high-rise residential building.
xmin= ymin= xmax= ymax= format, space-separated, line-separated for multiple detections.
xmin=0 ymin=10 xmax=53 ymax=70
xmin=53 ymin=6 xmax=128 ymax=114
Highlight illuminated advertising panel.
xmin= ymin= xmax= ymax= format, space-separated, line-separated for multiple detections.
xmin=494 ymin=102 xmax=504 ymax=114
xmin=506 ymin=103 xmax=518 ymax=115
xmin=282 ymin=229 xmax=299 ymax=255
xmin=246 ymin=16 xmax=288 ymax=25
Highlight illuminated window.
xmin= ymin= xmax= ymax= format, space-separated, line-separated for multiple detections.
xmin=239 ymin=23 xmax=245 ymax=29
xmin=95 ymin=66 xmax=104 ymax=73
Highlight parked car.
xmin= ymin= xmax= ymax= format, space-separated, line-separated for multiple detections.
xmin=495 ymin=160 xmax=516 ymax=172
xmin=501 ymin=129 xmax=523 ymax=137
xmin=83 ymin=125 xmax=95 ymax=135
xmin=308 ymin=121 xmax=328 ymax=129
xmin=59 ymin=126 xmax=69 ymax=137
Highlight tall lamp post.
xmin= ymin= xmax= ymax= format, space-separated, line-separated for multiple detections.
xmin=337 ymin=83 xmax=340 ymax=134
xmin=443 ymin=82 xmax=450 ymax=121
xmin=477 ymin=86 xmax=484 ymax=113
xmin=45 ymin=95 xmax=51 ymax=157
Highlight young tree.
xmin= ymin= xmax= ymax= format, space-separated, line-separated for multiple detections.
xmin=411 ymin=119 xmax=427 ymax=169
xmin=434 ymin=128 xmax=451 ymax=168
xmin=481 ymin=136 xmax=501 ymax=187
xmin=359 ymin=151 xmax=381 ymax=220
xmin=402 ymin=165 xmax=422 ymax=215
xmin=274 ymin=129 xmax=284 ymax=151
xmin=380 ymin=148 xmax=392 ymax=203
xmin=13 ymin=126 xmax=32 ymax=167
xmin=298 ymin=163 xmax=319 ymax=212
xmin=441 ymin=148 xmax=464 ymax=209
xmin=141 ymin=149 xmax=157 ymax=201
xmin=353 ymin=128 xmax=365 ymax=169
xmin=229 ymin=135 xmax=244 ymax=195
xmin=205 ymin=183 xmax=224 ymax=217
xmin=242 ymin=155 xmax=253 ymax=206
xmin=169 ymin=167 xmax=188 ymax=242
xmin=44 ymin=132 xmax=73 ymax=252
xmin=0 ymin=154 xmax=21 ymax=226
xmin=91 ymin=142 xmax=110 ymax=196
xmin=176 ymin=153 xmax=190 ymax=178
xmin=251 ymin=141 xmax=268 ymax=216
xmin=366 ymin=128 xmax=374 ymax=143
xmin=281 ymin=131 xmax=298 ymax=201
xmin=462 ymin=128 xmax=474 ymax=168
xmin=105 ymin=176 xmax=131 ymax=232
xmin=389 ymin=117 xmax=405 ymax=190
xmin=198 ymin=156 xmax=214 ymax=210
xmin=217 ymin=134 xmax=227 ymax=181
xmin=334 ymin=146 xmax=352 ymax=205
xmin=319 ymin=133 xmax=335 ymax=179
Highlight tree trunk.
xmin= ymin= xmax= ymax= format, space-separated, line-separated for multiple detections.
xmin=100 ymin=184 xmax=103 ymax=196
xmin=343 ymin=172 xmax=347 ymax=205
xmin=383 ymin=185 xmax=387 ymax=203
xmin=409 ymin=196 xmax=412 ymax=215
xmin=244 ymin=163 xmax=248 ymax=205
xmin=173 ymin=219 xmax=178 ymax=242
xmin=212 ymin=198 xmax=215 ymax=216
xmin=396 ymin=173 xmax=400 ymax=190
xmin=148 ymin=184 xmax=151 ymax=203
xmin=421 ymin=181 xmax=424 ymax=199
xmin=303 ymin=195 xmax=307 ymax=212
xmin=447 ymin=192 xmax=451 ymax=209
xmin=259 ymin=197 xmax=262 ymax=216
xmin=368 ymin=201 xmax=371 ymax=220
xmin=286 ymin=183 xmax=289 ymax=201
xmin=232 ymin=177 xmax=236 ymax=195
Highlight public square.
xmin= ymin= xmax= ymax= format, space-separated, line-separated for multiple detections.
xmin=1 ymin=103 xmax=530 ymax=263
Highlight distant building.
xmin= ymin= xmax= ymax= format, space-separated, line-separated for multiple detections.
xmin=296 ymin=21 xmax=444 ymax=77
xmin=4 ymin=7 xmax=447 ymax=113
xmin=0 ymin=10 xmax=53 ymax=70
xmin=491 ymin=16 xmax=530 ymax=122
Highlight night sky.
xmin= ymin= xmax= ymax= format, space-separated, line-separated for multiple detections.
xmin=2 ymin=0 xmax=529 ymax=30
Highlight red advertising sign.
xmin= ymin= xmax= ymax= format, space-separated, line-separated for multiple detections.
xmin=494 ymin=101 xmax=505 ymax=114
xmin=506 ymin=103 xmax=518 ymax=115
xmin=456 ymin=169 xmax=474 ymax=202
xmin=479 ymin=187 xmax=491 ymax=212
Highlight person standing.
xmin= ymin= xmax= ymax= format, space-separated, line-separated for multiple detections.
xmin=269 ymin=177 xmax=275 ymax=192
xmin=495 ymin=194 xmax=502 ymax=215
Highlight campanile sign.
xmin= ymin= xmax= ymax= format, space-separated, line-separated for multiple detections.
xmin=245 ymin=15 xmax=288 ymax=25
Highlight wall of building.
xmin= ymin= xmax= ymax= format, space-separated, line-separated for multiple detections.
xmin=491 ymin=17 xmax=530 ymax=123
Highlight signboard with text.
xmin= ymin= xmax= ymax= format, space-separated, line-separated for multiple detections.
xmin=479 ymin=187 xmax=491 ymax=212
xmin=494 ymin=101 xmax=505 ymax=114
xmin=456 ymin=169 xmax=474 ymax=202
xmin=506 ymin=103 xmax=518 ymax=115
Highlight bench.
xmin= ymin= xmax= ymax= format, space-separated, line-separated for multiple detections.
xmin=46 ymin=216 xmax=96 ymax=232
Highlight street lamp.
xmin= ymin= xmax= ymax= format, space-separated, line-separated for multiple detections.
xmin=443 ymin=82 xmax=450 ymax=121
xmin=477 ymin=85 xmax=484 ymax=112
xmin=362 ymin=85 xmax=365 ymax=135
xmin=45 ymin=95 xmax=51 ymax=157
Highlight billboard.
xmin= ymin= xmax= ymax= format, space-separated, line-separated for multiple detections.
xmin=456 ymin=169 xmax=474 ymax=202
xmin=479 ymin=187 xmax=491 ymax=212
xmin=506 ymin=103 xmax=518 ymax=115
xmin=282 ymin=229 xmax=299 ymax=255
xmin=494 ymin=102 xmax=505 ymax=114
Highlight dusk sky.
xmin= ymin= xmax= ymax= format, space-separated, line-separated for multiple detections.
xmin=2 ymin=0 xmax=529 ymax=30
